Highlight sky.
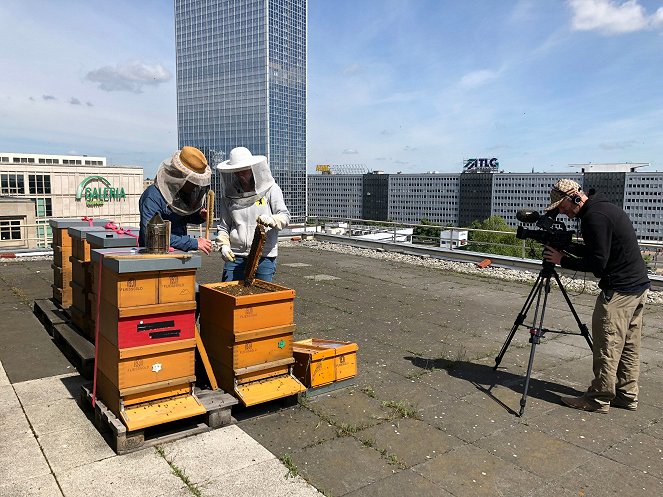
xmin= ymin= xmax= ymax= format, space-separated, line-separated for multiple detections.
xmin=1 ymin=0 xmax=663 ymax=177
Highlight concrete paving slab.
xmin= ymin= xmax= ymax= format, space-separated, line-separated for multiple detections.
xmin=22 ymin=398 xmax=88 ymax=437
xmin=343 ymin=468 xmax=455 ymax=497
xmin=604 ymin=401 xmax=663 ymax=431
xmin=160 ymin=425 xmax=274 ymax=481
xmin=0 ymin=473 xmax=63 ymax=497
xmin=525 ymin=405 xmax=630 ymax=453
xmin=291 ymin=435 xmax=397 ymax=496
xmin=412 ymin=444 xmax=544 ymax=497
xmin=0 ymin=406 xmax=33 ymax=440
xmin=198 ymin=458 xmax=323 ymax=497
xmin=475 ymin=425 xmax=595 ymax=479
xmin=362 ymin=369 xmax=454 ymax=410
xmin=638 ymin=367 xmax=663 ymax=407
xmin=356 ymin=417 xmax=464 ymax=468
xmin=13 ymin=373 xmax=84 ymax=407
xmin=0 ymin=431 xmax=52 ymax=483
xmin=644 ymin=419 xmax=663 ymax=441
xmin=304 ymin=388 xmax=393 ymax=432
xmin=38 ymin=421 xmax=116 ymax=473
xmin=0 ymin=383 xmax=21 ymax=410
xmin=601 ymin=432 xmax=663 ymax=479
xmin=0 ymin=360 xmax=10 ymax=387
xmin=58 ymin=448 xmax=191 ymax=497
xmin=422 ymin=397 xmax=519 ymax=443
xmin=238 ymin=405 xmax=338 ymax=454
xmin=559 ymin=453 xmax=663 ymax=497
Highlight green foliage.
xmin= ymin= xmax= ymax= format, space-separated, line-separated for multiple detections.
xmin=465 ymin=216 xmax=541 ymax=258
xmin=412 ymin=218 xmax=442 ymax=245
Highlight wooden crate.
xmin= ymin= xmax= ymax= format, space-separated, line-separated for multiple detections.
xmin=99 ymin=299 xmax=196 ymax=348
xmin=199 ymin=322 xmax=295 ymax=370
xmin=53 ymin=245 xmax=73 ymax=268
xmin=101 ymin=268 xmax=159 ymax=308
xmin=52 ymin=284 xmax=72 ymax=307
xmin=51 ymin=264 xmax=72 ymax=290
xmin=293 ymin=339 xmax=359 ymax=388
xmin=96 ymin=336 xmax=196 ymax=390
xmin=158 ymin=270 xmax=196 ymax=303
xmin=52 ymin=227 xmax=72 ymax=248
xmin=200 ymin=281 xmax=295 ymax=333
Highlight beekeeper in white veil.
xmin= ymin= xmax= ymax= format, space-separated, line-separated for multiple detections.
xmin=215 ymin=147 xmax=290 ymax=282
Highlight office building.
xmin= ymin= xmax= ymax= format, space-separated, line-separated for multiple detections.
xmin=0 ymin=153 xmax=143 ymax=247
xmin=306 ymin=164 xmax=662 ymax=242
xmin=175 ymin=0 xmax=307 ymax=221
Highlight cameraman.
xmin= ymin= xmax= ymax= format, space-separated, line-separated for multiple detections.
xmin=542 ymin=179 xmax=650 ymax=413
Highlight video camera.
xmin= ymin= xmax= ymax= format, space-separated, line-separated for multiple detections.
xmin=515 ymin=208 xmax=575 ymax=250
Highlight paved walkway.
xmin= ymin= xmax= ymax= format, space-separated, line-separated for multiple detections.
xmin=1 ymin=246 xmax=662 ymax=496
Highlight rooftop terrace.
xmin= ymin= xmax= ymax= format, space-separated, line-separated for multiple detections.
xmin=1 ymin=243 xmax=662 ymax=496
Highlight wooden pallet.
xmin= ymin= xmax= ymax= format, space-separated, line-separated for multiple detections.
xmin=33 ymin=298 xmax=69 ymax=336
xmin=34 ymin=299 xmax=95 ymax=379
xmin=80 ymin=384 xmax=238 ymax=455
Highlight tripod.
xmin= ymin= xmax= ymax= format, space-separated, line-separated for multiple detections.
xmin=494 ymin=261 xmax=593 ymax=416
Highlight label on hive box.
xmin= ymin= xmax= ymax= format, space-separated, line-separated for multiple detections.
xmin=162 ymin=275 xmax=187 ymax=291
xmin=120 ymin=278 xmax=144 ymax=293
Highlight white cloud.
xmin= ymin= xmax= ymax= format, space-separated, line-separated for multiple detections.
xmin=42 ymin=94 xmax=56 ymax=101
xmin=69 ymin=97 xmax=81 ymax=105
xmin=343 ymin=148 xmax=359 ymax=154
xmin=459 ymin=69 xmax=499 ymax=89
xmin=568 ymin=0 xmax=662 ymax=34
xmin=341 ymin=63 xmax=361 ymax=76
xmin=85 ymin=61 xmax=171 ymax=93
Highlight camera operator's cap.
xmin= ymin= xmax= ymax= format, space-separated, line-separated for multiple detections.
xmin=546 ymin=178 xmax=582 ymax=211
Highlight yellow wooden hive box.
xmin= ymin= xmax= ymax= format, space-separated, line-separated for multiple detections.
xmin=293 ymin=339 xmax=359 ymax=388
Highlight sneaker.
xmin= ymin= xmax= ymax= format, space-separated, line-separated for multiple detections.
xmin=611 ymin=398 xmax=638 ymax=411
xmin=560 ymin=395 xmax=609 ymax=413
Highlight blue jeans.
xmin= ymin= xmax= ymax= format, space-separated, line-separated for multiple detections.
xmin=223 ymin=256 xmax=277 ymax=282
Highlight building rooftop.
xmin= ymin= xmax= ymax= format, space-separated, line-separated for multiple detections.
xmin=2 ymin=244 xmax=662 ymax=496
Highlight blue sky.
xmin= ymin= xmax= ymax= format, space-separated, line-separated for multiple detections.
xmin=1 ymin=0 xmax=663 ymax=177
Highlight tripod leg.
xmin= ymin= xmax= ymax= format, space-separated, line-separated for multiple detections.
xmin=553 ymin=271 xmax=593 ymax=351
xmin=520 ymin=276 xmax=552 ymax=416
xmin=494 ymin=274 xmax=544 ymax=370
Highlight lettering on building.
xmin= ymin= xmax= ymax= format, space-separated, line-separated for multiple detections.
xmin=75 ymin=175 xmax=126 ymax=207
xmin=463 ymin=158 xmax=499 ymax=172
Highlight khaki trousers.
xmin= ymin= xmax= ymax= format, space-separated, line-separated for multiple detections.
xmin=586 ymin=289 xmax=648 ymax=405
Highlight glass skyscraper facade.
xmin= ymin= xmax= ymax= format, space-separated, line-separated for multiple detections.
xmin=175 ymin=0 xmax=307 ymax=221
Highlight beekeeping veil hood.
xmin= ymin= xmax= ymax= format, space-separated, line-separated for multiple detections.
xmin=155 ymin=147 xmax=211 ymax=215
xmin=215 ymin=147 xmax=275 ymax=207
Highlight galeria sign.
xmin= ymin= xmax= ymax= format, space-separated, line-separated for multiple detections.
xmin=76 ymin=175 xmax=126 ymax=207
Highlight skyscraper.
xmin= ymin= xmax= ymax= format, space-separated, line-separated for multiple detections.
xmin=175 ymin=0 xmax=307 ymax=221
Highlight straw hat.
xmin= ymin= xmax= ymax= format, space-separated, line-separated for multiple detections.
xmin=216 ymin=147 xmax=267 ymax=172
xmin=179 ymin=146 xmax=208 ymax=174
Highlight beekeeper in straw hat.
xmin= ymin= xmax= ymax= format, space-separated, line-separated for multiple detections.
xmin=215 ymin=146 xmax=290 ymax=282
xmin=139 ymin=146 xmax=212 ymax=253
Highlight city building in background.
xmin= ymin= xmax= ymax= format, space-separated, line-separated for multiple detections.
xmin=0 ymin=153 xmax=143 ymax=247
xmin=389 ymin=173 xmax=459 ymax=226
xmin=0 ymin=197 xmax=36 ymax=250
xmin=306 ymin=163 xmax=662 ymax=242
xmin=175 ymin=0 xmax=307 ymax=221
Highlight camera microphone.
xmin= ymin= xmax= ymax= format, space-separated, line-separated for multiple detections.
xmin=516 ymin=209 xmax=541 ymax=223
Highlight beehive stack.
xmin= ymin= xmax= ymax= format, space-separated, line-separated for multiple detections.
xmin=48 ymin=219 xmax=110 ymax=307
xmin=85 ymin=230 xmax=141 ymax=342
xmin=68 ymin=226 xmax=138 ymax=340
xmin=199 ymin=281 xmax=306 ymax=407
xmin=91 ymin=248 xmax=205 ymax=431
